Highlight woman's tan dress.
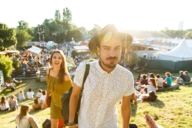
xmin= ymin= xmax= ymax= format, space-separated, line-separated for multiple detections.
xmin=46 ymin=73 xmax=72 ymax=119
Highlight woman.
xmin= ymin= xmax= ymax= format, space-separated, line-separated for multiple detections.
xmin=36 ymin=89 xmax=42 ymax=98
xmin=46 ymin=50 xmax=72 ymax=128
xmin=0 ymin=96 xmax=9 ymax=111
xmin=40 ymin=90 xmax=46 ymax=109
xmin=163 ymin=72 xmax=172 ymax=88
xmin=141 ymin=78 xmax=158 ymax=100
xmin=9 ymin=95 xmax=18 ymax=111
xmin=18 ymin=90 xmax=26 ymax=101
xmin=32 ymin=98 xmax=41 ymax=110
xmin=15 ymin=105 xmax=39 ymax=128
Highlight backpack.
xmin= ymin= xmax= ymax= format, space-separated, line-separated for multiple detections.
xmin=42 ymin=119 xmax=51 ymax=128
xmin=61 ymin=64 xmax=90 ymax=124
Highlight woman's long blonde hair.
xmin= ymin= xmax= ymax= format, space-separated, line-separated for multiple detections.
xmin=0 ymin=96 xmax=6 ymax=105
xmin=19 ymin=105 xmax=30 ymax=124
xmin=149 ymin=78 xmax=158 ymax=90
xmin=49 ymin=50 xmax=68 ymax=84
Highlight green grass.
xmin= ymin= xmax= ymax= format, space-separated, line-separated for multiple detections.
xmin=0 ymin=72 xmax=192 ymax=128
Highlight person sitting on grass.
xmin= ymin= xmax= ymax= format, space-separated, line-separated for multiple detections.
xmin=26 ymin=88 xmax=34 ymax=100
xmin=32 ymin=98 xmax=41 ymax=110
xmin=140 ymin=78 xmax=158 ymax=100
xmin=9 ymin=95 xmax=18 ymax=111
xmin=15 ymin=105 xmax=40 ymax=128
xmin=163 ymin=72 xmax=172 ymax=88
xmin=176 ymin=71 xmax=186 ymax=85
xmin=140 ymin=74 xmax=148 ymax=85
xmin=0 ymin=96 xmax=9 ymax=111
xmin=39 ymin=90 xmax=46 ymax=109
xmin=36 ymin=89 xmax=42 ymax=98
xmin=184 ymin=71 xmax=191 ymax=82
xmin=149 ymin=73 xmax=156 ymax=79
xmin=137 ymin=74 xmax=148 ymax=91
xmin=156 ymin=74 xmax=164 ymax=88
xmin=18 ymin=90 xmax=26 ymax=101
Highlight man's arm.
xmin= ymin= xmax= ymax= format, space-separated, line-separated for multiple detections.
xmin=121 ymin=95 xmax=131 ymax=128
xmin=68 ymin=83 xmax=81 ymax=124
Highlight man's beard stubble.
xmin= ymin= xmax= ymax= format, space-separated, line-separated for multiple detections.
xmin=99 ymin=57 xmax=118 ymax=69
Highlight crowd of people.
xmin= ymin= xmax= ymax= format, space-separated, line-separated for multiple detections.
xmin=134 ymin=70 xmax=191 ymax=103
xmin=2 ymin=24 xmax=191 ymax=128
xmin=0 ymin=95 xmax=18 ymax=111
xmin=0 ymin=88 xmax=48 ymax=112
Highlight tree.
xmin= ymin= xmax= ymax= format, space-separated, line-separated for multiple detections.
xmin=71 ymin=50 xmax=78 ymax=58
xmin=55 ymin=10 xmax=61 ymax=20
xmin=79 ymin=27 xmax=90 ymax=40
xmin=43 ymin=19 xmax=52 ymax=25
xmin=184 ymin=31 xmax=192 ymax=38
xmin=17 ymin=20 xmax=29 ymax=30
xmin=16 ymin=21 xmax=32 ymax=49
xmin=63 ymin=7 xmax=72 ymax=23
xmin=0 ymin=23 xmax=17 ymax=50
xmin=126 ymin=52 xmax=140 ymax=70
xmin=0 ymin=55 xmax=13 ymax=80
xmin=88 ymin=24 xmax=102 ymax=38
xmin=67 ymin=28 xmax=83 ymax=42
xmin=16 ymin=29 xmax=32 ymax=49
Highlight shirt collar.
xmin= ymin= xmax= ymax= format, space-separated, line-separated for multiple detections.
xmin=96 ymin=60 xmax=118 ymax=75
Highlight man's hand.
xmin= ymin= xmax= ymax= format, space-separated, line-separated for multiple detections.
xmin=145 ymin=114 xmax=158 ymax=128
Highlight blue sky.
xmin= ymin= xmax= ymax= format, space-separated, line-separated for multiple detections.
xmin=0 ymin=0 xmax=192 ymax=30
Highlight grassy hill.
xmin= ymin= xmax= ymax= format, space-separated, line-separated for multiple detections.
xmin=0 ymin=73 xmax=192 ymax=128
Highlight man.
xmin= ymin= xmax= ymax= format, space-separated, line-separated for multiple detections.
xmin=68 ymin=24 xmax=135 ymax=128
xmin=177 ymin=71 xmax=186 ymax=85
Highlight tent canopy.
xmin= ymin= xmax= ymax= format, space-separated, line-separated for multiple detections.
xmin=73 ymin=46 xmax=89 ymax=52
xmin=159 ymin=39 xmax=192 ymax=61
xmin=27 ymin=46 xmax=42 ymax=54
xmin=46 ymin=41 xmax=58 ymax=46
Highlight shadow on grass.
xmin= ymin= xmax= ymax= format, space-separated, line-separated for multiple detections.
xmin=9 ymin=119 xmax=15 ymax=123
xmin=0 ymin=109 xmax=15 ymax=114
xmin=147 ymin=99 xmax=165 ymax=108
xmin=185 ymin=85 xmax=192 ymax=87
xmin=0 ymin=88 xmax=16 ymax=96
xmin=29 ymin=108 xmax=49 ymax=115
xmin=131 ymin=104 xmax=138 ymax=117
xmin=30 ymin=109 xmax=42 ymax=114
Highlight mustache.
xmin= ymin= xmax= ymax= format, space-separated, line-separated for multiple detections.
xmin=106 ymin=57 xmax=118 ymax=60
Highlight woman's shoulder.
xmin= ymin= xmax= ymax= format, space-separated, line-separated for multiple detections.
xmin=46 ymin=68 xmax=52 ymax=74
xmin=64 ymin=73 xmax=71 ymax=81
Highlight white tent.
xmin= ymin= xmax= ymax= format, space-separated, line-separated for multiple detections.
xmin=159 ymin=39 xmax=192 ymax=61
xmin=73 ymin=46 xmax=89 ymax=52
xmin=46 ymin=41 xmax=58 ymax=49
xmin=27 ymin=46 xmax=42 ymax=54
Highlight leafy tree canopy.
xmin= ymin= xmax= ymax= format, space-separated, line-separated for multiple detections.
xmin=0 ymin=23 xmax=17 ymax=50
xmin=16 ymin=29 xmax=32 ymax=49
xmin=63 ymin=7 xmax=72 ymax=23
xmin=0 ymin=55 xmax=13 ymax=79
